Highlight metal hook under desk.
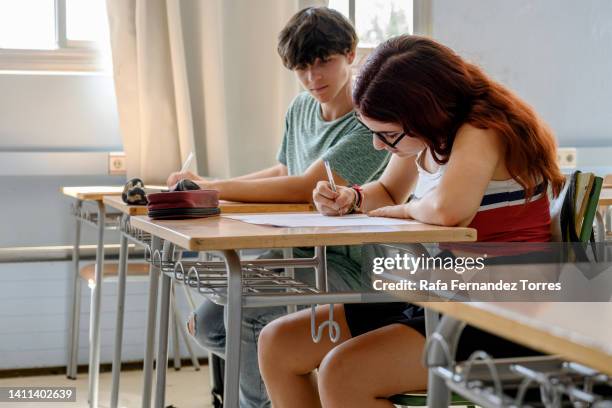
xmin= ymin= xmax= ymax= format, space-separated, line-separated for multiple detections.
xmin=310 ymin=304 xmax=340 ymax=343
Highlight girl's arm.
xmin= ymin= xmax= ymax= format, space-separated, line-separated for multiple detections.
xmin=370 ymin=125 xmax=503 ymax=226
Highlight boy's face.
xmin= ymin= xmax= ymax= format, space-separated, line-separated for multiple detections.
xmin=295 ymin=52 xmax=355 ymax=104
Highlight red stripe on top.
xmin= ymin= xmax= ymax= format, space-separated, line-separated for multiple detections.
xmin=439 ymin=195 xmax=552 ymax=257
xmin=469 ymin=194 xmax=551 ymax=242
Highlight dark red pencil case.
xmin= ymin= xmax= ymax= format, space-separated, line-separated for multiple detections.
xmin=147 ymin=190 xmax=220 ymax=219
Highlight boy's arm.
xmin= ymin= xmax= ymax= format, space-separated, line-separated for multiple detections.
xmin=231 ymin=164 xmax=288 ymax=180
xmin=166 ymin=163 xmax=287 ymax=187
xmin=196 ymin=159 xmax=348 ymax=203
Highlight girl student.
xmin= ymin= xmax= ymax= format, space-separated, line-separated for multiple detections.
xmin=257 ymin=35 xmax=564 ymax=408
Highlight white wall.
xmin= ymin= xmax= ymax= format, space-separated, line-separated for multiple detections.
xmin=0 ymin=73 xmax=122 ymax=151
xmin=430 ymin=0 xmax=612 ymax=148
xmin=0 ymin=70 xmax=178 ymax=369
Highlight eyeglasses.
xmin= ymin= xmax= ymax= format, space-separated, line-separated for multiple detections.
xmin=353 ymin=112 xmax=410 ymax=149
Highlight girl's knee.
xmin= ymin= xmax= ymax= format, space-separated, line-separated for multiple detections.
xmin=258 ymin=318 xmax=289 ymax=369
xmin=318 ymin=346 xmax=348 ymax=394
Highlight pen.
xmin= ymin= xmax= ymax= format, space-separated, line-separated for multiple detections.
xmin=323 ymin=160 xmax=337 ymax=192
xmin=180 ymin=152 xmax=194 ymax=173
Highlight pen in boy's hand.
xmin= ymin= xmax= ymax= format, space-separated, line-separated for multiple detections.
xmin=323 ymin=160 xmax=337 ymax=192
xmin=180 ymin=152 xmax=194 ymax=173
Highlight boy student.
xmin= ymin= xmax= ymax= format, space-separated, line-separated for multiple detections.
xmin=167 ymin=7 xmax=389 ymax=408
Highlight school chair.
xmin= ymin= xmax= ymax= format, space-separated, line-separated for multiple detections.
xmin=77 ymin=262 xmax=200 ymax=402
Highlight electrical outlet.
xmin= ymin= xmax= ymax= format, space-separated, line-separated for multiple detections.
xmin=557 ymin=147 xmax=577 ymax=168
xmin=108 ymin=152 xmax=126 ymax=175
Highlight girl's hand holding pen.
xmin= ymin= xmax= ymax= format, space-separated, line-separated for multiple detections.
xmin=312 ymin=181 xmax=357 ymax=216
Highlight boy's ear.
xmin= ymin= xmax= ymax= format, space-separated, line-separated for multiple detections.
xmin=347 ymin=50 xmax=356 ymax=65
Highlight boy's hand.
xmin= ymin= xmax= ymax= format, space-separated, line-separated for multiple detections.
xmin=368 ymin=204 xmax=410 ymax=219
xmin=166 ymin=171 xmax=203 ymax=187
xmin=312 ymin=181 xmax=356 ymax=216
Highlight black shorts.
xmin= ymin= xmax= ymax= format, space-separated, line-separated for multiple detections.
xmin=343 ymin=302 xmax=540 ymax=362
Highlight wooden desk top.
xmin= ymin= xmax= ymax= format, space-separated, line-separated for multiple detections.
xmin=62 ymin=186 xmax=124 ymax=201
xmin=61 ymin=185 xmax=165 ymax=201
xmin=414 ymin=301 xmax=612 ymax=376
xmin=599 ymin=187 xmax=612 ymax=206
xmin=129 ymin=214 xmax=476 ymax=251
xmin=103 ymin=195 xmax=148 ymax=215
xmin=103 ymin=195 xmax=314 ymax=216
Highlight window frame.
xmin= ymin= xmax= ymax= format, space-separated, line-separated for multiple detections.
xmin=0 ymin=0 xmax=107 ymax=72
xmin=347 ymin=0 xmax=431 ymax=73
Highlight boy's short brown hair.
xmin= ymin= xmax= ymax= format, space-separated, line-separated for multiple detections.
xmin=277 ymin=7 xmax=358 ymax=70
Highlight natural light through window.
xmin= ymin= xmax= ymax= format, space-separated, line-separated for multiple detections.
xmin=0 ymin=0 xmax=56 ymax=49
xmin=66 ymin=0 xmax=109 ymax=43
xmin=0 ymin=0 xmax=110 ymax=71
xmin=328 ymin=0 xmax=413 ymax=48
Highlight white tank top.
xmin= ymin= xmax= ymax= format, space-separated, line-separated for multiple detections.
xmin=412 ymin=149 xmax=530 ymax=208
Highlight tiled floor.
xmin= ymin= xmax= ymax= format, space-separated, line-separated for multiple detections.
xmin=0 ymin=366 xmax=212 ymax=408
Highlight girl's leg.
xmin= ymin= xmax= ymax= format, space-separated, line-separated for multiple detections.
xmin=318 ymin=323 xmax=427 ymax=408
xmin=258 ymin=304 xmax=352 ymax=408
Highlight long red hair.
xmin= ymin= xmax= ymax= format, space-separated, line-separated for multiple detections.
xmin=353 ymin=35 xmax=564 ymax=198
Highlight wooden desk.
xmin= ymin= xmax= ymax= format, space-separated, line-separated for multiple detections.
xmin=130 ymin=215 xmax=475 ymax=252
xmin=61 ymin=185 xmax=161 ymax=408
xmin=102 ymin=195 xmax=314 ymax=216
xmin=599 ymin=187 xmax=612 ymax=206
xmin=101 ymin=198 xmax=312 ymax=408
xmin=62 ymin=185 xmax=124 ymax=201
xmin=603 ymin=174 xmax=612 ymax=189
xmin=129 ymin=214 xmax=476 ymax=408
xmin=61 ymin=185 xmax=165 ymax=201
xmin=415 ymin=301 xmax=612 ymax=376
xmin=61 ymin=186 xmax=126 ymax=407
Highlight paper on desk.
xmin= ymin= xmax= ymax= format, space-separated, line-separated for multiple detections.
xmin=224 ymin=213 xmax=418 ymax=228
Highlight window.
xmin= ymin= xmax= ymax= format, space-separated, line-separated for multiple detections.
xmin=0 ymin=0 xmax=111 ymax=71
xmin=329 ymin=0 xmax=415 ymax=70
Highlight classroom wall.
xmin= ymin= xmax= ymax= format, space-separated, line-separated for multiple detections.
xmin=0 ymin=73 xmax=122 ymax=151
xmin=430 ymin=0 xmax=612 ymax=149
xmin=0 ymin=72 xmax=202 ymax=369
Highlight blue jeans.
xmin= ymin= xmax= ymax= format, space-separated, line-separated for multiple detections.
xmin=190 ymin=250 xmax=359 ymax=408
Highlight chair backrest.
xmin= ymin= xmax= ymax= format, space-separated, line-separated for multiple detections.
xmin=552 ymin=171 xmax=603 ymax=244
xmin=549 ymin=175 xmax=571 ymax=242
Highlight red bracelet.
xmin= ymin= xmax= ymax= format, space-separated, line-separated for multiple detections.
xmin=351 ymin=184 xmax=363 ymax=211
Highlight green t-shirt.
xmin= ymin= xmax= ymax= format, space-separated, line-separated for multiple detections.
xmin=276 ymin=92 xmax=390 ymax=290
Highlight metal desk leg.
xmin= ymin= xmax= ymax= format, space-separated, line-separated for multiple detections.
xmin=154 ymin=242 xmax=175 ymax=408
xmin=314 ymin=246 xmax=328 ymax=291
xmin=222 ymin=249 xmax=243 ymax=408
xmin=110 ymin=214 xmax=130 ymax=408
xmin=170 ymin=286 xmax=181 ymax=370
xmin=426 ymin=315 xmax=465 ymax=408
xmin=142 ymin=236 xmax=162 ymax=408
xmin=282 ymin=248 xmax=297 ymax=314
xmin=67 ymin=199 xmax=83 ymax=379
xmin=88 ymin=201 xmax=106 ymax=408
xmin=153 ymin=276 xmax=173 ymax=407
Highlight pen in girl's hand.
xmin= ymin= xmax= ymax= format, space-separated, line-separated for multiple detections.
xmin=323 ymin=160 xmax=337 ymax=192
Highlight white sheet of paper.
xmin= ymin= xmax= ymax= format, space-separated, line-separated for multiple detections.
xmin=224 ymin=213 xmax=418 ymax=228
